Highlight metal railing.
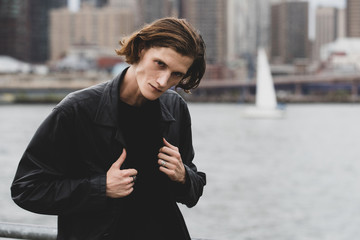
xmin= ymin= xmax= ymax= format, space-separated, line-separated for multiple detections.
xmin=0 ymin=222 xmax=208 ymax=240
xmin=0 ymin=222 xmax=56 ymax=240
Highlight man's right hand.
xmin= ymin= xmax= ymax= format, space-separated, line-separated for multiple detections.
xmin=106 ymin=149 xmax=137 ymax=198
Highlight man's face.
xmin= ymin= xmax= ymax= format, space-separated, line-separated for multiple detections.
xmin=134 ymin=47 xmax=194 ymax=101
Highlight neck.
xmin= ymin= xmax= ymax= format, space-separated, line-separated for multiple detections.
xmin=119 ymin=66 xmax=147 ymax=107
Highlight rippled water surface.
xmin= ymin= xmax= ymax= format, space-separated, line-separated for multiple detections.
xmin=1 ymin=103 xmax=360 ymax=240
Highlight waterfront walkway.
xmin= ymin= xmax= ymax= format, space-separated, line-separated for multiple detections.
xmin=0 ymin=72 xmax=359 ymax=102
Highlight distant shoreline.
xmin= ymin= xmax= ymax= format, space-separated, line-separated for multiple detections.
xmin=1 ymin=91 xmax=359 ymax=104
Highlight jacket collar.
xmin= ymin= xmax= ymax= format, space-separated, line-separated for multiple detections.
xmin=159 ymin=100 xmax=175 ymax=122
xmin=94 ymin=67 xmax=175 ymax=127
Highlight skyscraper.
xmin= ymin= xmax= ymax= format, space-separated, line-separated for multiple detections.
xmin=0 ymin=0 xmax=20 ymax=58
xmin=81 ymin=0 xmax=108 ymax=7
xmin=0 ymin=0 xmax=67 ymax=63
xmin=347 ymin=0 xmax=360 ymax=37
xmin=270 ymin=1 xmax=309 ymax=64
xmin=182 ymin=0 xmax=227 ymax=64
xmin=108 ymin=0 xmax=134 ymax=8
xmin=50 ymin=4 xmax=135 ymax=60
xmin=136 ymin=0 xmax=175 ymax=25
xmin=313 ymin=7 xmax=345 ymax=61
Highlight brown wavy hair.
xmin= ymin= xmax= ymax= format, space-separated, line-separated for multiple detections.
xmin=115 ymin=17 xmax=206 ymax=92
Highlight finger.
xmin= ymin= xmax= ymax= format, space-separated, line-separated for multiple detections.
xmin=159 ymin=166 xmax=177 ymax=179
xmin=125 ymin=177 xmax=135 ymax=185
xmin=163 ymin=138 xmax=178 ymax=151
xmin=159 ymin=165 xmax=172 ymax=174
xmin=158 ymin=152 xmax=174 ymax=162
xmin=158 ymin=159 xmax=168 ymax=168
xmin=158 ymin=155 xmax=180 ymax=168
xmin=122 ymin=168 xmax=138 ymax=177
xmin=159 ymin=147 xmax=180 ymax=160
xmin=158 ymin=159 xmax=175 ymax=170
xmin=123 ymin=187 xmax=134 ymax=197
xmin=159 ymin=166 xmax=185 ymax=183
xmin=112 ymin=148 xmax=127 ymax=169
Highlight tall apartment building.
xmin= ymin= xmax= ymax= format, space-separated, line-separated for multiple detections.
xmin=81 ymin=0 xmax=108 ymax=7
xmin=0 ymin=0 xmax=67 ymax=63
xmin=0 ymin=0 xmax=20 ymax=58
xmin=313 ymin=7 xmax=346 ymax=61
xmin=270 ymin=1 xmax=309 ymax=64
xmin=50 ymin=5 xmax=135 ymax=60
xmin=182 ymin=0 xmax=227 ymax=64
xmin=337 ymin=8 xmax=347 ymax=39
xmin=109 ymin=0 xmax=135 ymax=8
xmin=136 ymin=0 xmax=175 ymax=25
xmin=347 ymin=0 xmax=360 ymax=37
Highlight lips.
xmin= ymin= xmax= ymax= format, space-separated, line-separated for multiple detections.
xmin=149 ymin=84 xmax=162 ymax=92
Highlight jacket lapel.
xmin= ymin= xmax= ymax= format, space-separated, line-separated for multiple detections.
xmin=93 ymin=70 xmax=127 ymax=147
xmin=92 ymin=68 xmax=177 ymax=145
xmin=159 ymin=97 xmax=176 ymax=139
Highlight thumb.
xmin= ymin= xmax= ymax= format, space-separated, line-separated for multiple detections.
xmin=112 ymin=148 xmax=127 ymax=169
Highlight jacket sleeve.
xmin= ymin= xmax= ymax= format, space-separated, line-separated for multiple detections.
xmin=173 ymin=103 xmax=206 ymax=208
xmin=11 ymin=107 xmax=107 ymax=216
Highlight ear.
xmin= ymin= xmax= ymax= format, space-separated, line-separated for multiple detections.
xmin=135 ymin=40 xmax=146 ymax=59
xmin=138 ymin=48 xmax=146 ymax=59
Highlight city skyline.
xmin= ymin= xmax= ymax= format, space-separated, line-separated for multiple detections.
xmin=67 ymin=0 xmax=346 ymax=39
xmin=0 ymin=0 xmax=353 ymax=68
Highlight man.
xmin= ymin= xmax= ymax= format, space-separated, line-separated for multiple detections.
xmin=11 ymin=17 xmax=206 ymax=240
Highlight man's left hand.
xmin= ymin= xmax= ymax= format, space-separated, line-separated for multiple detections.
xmin=158 ymin=138 xmax=186 ymax=184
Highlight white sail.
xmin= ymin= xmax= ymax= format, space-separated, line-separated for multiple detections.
xmin=243 ymin=48 xmax=285 ymax=118
xmin=256 ymin=48 xmax=277 ymax=109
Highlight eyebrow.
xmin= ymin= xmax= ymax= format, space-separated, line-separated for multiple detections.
xmin=155 ymin=57 xmax=187 ymax=76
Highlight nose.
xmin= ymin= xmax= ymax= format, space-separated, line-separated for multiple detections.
xmin=156 ymin=71 xmax=171 ymax=87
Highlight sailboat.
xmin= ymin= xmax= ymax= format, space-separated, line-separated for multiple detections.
xmin=243 ymin=48 xmax=285 ymax=118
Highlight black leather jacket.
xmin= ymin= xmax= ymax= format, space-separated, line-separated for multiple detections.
xmin=11 ymin=71 xmax=206 ymax=240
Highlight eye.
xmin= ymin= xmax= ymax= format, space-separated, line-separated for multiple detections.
xmin=155 ymin=60 xmax=165 ymax=67
xmin=173 ymin=72 xmax=184 ymax=78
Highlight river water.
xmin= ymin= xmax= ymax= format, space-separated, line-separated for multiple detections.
xmin=0 ymin=103 xmax=360 ymax=240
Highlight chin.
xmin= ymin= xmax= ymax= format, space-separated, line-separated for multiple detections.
xmin=142 ymin=90 xmax=161 ymax=101
xmin=146 ymin=94 xmax=161 ymax=101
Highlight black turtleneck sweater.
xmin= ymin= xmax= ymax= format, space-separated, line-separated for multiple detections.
xmin=114 ymin=99 xmax=189 ymax=240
